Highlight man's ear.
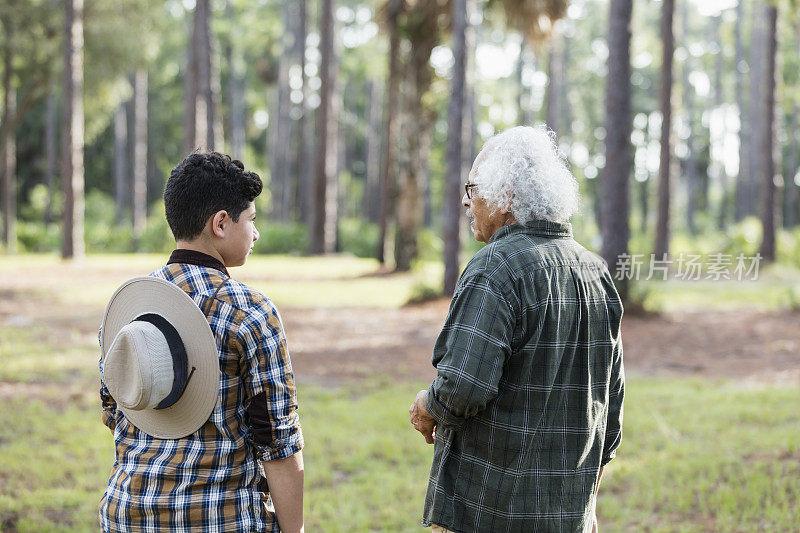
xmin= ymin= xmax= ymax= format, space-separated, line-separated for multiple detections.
xmin=209 ymin=210 xmax=229 ymax=238
xmin=499 ymin=191 xmax=514 ymax=214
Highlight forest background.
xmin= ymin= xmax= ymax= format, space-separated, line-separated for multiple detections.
xmin=1 ymin=0 xmax=799 ymax=530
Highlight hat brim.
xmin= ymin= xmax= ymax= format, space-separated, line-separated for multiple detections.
xmin=101 ymin=276 xmax=220 ymax=439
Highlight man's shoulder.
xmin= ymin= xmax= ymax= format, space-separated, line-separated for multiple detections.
xmin=464 ymin=232 xmax=550 ymax=279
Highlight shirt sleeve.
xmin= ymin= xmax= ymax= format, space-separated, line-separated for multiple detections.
xmin=236 ymin=300 xmax=304 ymax=461
xmin=602 ymin=328 xmax=624 ymax=466
xmin=98 ymin=327 xmax=117 ymax=432
xmin=425 ymin=272 xmax=514 ymax=431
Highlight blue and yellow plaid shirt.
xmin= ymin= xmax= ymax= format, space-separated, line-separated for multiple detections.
xmin=99 ymin=252 xmax=303 ymax=532
xmin=423 ymin=220 xmax=624 ymax=532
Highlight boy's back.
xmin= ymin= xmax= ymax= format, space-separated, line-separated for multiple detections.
xmin=99 ymin=153 xmax=304 ymax=532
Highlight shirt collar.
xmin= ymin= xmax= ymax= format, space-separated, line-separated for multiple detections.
xmin=167 ymin=249 xmax=230 ymax=277
xmin=488 ymin=219 xmax=573 ymax=244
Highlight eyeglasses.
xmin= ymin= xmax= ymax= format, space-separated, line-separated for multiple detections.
xmin=464 ymin=182 xmax=478 ymax=199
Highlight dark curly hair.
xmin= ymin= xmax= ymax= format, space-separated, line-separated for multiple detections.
xmin=164 ymin=152 xmax=263 ymax=241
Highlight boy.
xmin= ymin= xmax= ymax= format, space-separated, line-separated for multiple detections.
xmin=99 ymin=152 xmax=304 ymax=532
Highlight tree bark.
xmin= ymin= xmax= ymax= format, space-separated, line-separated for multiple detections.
xmin=394 ymin=10 xmax=438 ymax=271
xmin=745 ymin=6 xmax=764 ymax=218
xmin=654 ymin=0 xmax=674 ymax=259
xmin=377 ymin=0 xmax=402 ymax=264
xmin=1 ymin=14 xmax=16 ymax=250
xmin=44 ymin=91 xmax=57 ymax=224
xmin=191 ymin=0 xmax=215 ymax=151
xmin=113 ymin=102 xmax=127 ymax=224
xmin=545 ymin=29 xmax=563 ymax=136
xmin=270 ymin=0 xmax=296 ymax=221
xmin=714 ymin=14 xmax=730 ymax=231
xmin=293 ymin=0 xmax=309 ymax=222
xmin=601 ymin=0 xmax=633 ymax=300
xmin=516 ymin=35 xmax=528 ymax=125
xmin=132 ymin=69 xmax=148 ymax=239
xmin=734 ymin=0 xmax=749 ymax=221
xmin=786 ymin=105 xmax=799 ymax=228
xmin=62 ymin=0 xmax=85 ymax=259
xmin=681 ymin=1 xmax=698 ymax=235
xmin=311 ymin=0 xmax=338 ymax=254
xmin=759 ymin=5 xmax=778 ymax=262
xmin=443 ymin=0 xmax=467 ymax=295
xmin=183 ymin=6 xmax=199 ymax=155
xmin=365 ymin=80 xmax=383 ymax=223
xmin=224 ymin=0 xmax=246 ymax=162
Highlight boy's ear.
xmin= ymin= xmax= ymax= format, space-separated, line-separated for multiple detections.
xmin=209 ymin=210 xmax=229 ymax=238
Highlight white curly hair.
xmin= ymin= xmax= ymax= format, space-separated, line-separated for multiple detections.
xmin=472 ymin=125 xmax=580 ymax=224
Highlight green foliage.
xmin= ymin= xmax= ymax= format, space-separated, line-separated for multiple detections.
xmin=338 ymin=217 xmax=379 ymax=258
xmin=416 ymin=227 xmax=444 ymax=262
xmin=16 ymin=221 xmax=60 ymax=253
xmin=405 ymin=281 xmax=443 ymax=305
xmin=136 ymin=202 xmax=175 ymax=254
xmin=84 ymin=190 xmax=132 ymax=252
xmin=253 ymin=222 xmax=309 ymax=255
xmin=720 ymin=217 xmax=763 ymax=257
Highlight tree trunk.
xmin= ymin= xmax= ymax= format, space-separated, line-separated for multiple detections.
xmin=224 ymin=0 xmax=245 ymax=162
xmin=311 ymin=0 xmax=338 ymax=254
xmin=192 ymin=0 xmax=214 ymax=151
xmin=183 ymin=7 xmax=199 ymax=154
xmin=759 ymin=5 xmax=778 ymax=262
xmin=365 ymin=80 xmax=383 ymax=223
xmin=786 ymin=105 xmax=799 ymax=228
xmin=516 ymin=35 xmax=527 ymax=125
xmin=681 ymin=1 xmax=698 ymax=235
xmin=1 ymin=15 xmax=16 ymax=250
xmin=62 ymin=0 xmax=85 ymax=259
xmin=293 ymin=0 xmax=309 ymax=222
xmin=270 ymin=0 xmax=297 ymax=221
xmin=113 ymin=102 xmax=127 ymax=224
xmin=443 ymin=0 xmax=467 ymax=295
xmin=132 ymin=69 xmax=148 ymax=239
xmin=44 ymin=91 xmax=57 ymax=224
xmin=601 ymin=0 xmax=633 ymax=300
xmin=394 ymin=19 xmax=438 ymax=271
xmin=546 ymin=29 xmax=563 ymax=136
xmin=714 ymin=14 xmax=730 ymax=231
xmin=745 ymin=6 xmax=764 ymax=218
xmin=734 ymin=0 xmax=749 ymax=221
xmin=377 ymin=0 xmax=402 ymax=264
xmin=654 ymin=0 xmax=674 ymax=259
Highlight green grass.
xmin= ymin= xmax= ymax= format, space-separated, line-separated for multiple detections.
xmin=637 ymin=263 xmax=800 ymax=312
xmin=1 ymin=376 xmax=798 ymax=532
xmin=0 ymin=254 xmax=442 ymax=309
xmin=2 ymin=253 xmax=800 ymax=531
xmin=2 ymin=253 xmax=799 ymax=311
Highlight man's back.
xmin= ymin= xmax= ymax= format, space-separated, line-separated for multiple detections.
xmin=423 ymin=220 xmax=624 ymax=532
xmin=100 ymin=255 xmax=303 ymax=532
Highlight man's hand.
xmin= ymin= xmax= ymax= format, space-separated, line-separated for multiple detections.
xmin=409 ymin=389 xmax=436 ymax=444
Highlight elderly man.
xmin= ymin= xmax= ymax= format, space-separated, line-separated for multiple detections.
xmin=410 ymin=126 xmax=624 ymax=532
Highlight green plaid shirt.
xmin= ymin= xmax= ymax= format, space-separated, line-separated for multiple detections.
xmin=423 ymin=220 xmax=624 ymax=533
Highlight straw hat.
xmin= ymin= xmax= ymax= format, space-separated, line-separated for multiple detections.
xmin=100 ymin=276 xmax=219 ymax=439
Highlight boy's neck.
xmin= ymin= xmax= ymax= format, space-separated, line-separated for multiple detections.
xmin=175 ymin=239 xmax=226 ymax=266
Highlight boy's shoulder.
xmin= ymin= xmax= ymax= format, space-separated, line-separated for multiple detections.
xmin=151 ymin=263 xmax=279 ymax=321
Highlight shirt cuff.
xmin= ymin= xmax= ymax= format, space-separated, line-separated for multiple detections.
xmin=254 ymin=426 xmax=304 ymax=462
xmin=601 ymin=451 xmax=616 ymax=466
xmin=425 ymin=387 xmax=466 ymax=431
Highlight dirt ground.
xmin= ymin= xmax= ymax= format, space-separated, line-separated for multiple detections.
xmin=283 ymin=299 xmax=800 ymax=387
xmin=1 ymin=289 xmax=798 ymax=390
